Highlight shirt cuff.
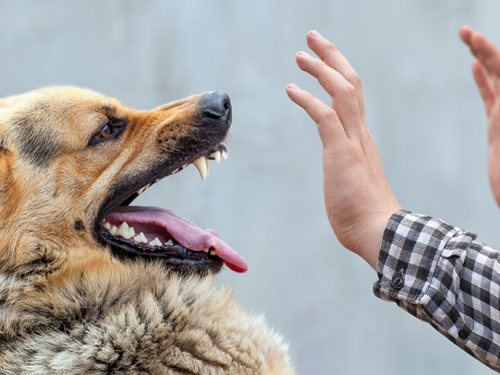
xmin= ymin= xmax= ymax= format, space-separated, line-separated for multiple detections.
xmin=373 ymin=210 xmax=460 ymax=306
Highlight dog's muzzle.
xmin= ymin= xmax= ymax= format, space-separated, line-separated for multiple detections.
xmin=96 ymin=90 xmax=248 ymax=275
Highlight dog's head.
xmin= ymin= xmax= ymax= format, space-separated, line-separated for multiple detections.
xmin=0 ymin=86 xmax=247 ymax=277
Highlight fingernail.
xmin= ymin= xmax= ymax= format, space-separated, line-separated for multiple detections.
xmin=310 ymin=30 xmax=321 ymax=38
xmin=287 ymin=83 xmax=299 ymax=90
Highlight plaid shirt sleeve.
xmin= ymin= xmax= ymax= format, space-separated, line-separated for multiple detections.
xmin=373 ymin=210 xmax=500 ymax=372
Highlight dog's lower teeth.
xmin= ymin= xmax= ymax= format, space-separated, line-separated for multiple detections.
xmin=149 ymin=237 xmax=162 ymax=247
xmin=209 ymin=249 xmax=216 ymax=256
xmin=104 ymin=221 xmax=181 ymax=249
xmin=134 ymin=232 xmax=148 ymax=244
xmin=116 ymin=222 xmax=135 ymax=239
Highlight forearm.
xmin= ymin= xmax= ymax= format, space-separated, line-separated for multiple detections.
xmin=374 ymin=210 xmax=500 ymax=372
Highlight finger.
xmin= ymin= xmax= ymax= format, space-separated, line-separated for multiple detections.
xmin=295 ymin=51 xmax=362 ymax=138
xmin=472 ymin=59 xmax=495 ymax=117
xmin=286 ymin=83 xmax=346 ymax=146
xmin=458 ymin=25 xmax=474 ymax=47
xmin=305 ymin=30 xmax=365 ymax=114
xmin=459 ymin=25 xmax=479 ymax=57
xmin=466 ymin=29 xmax=500 ymax=78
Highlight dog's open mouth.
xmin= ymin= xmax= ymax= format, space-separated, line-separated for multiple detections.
xmin=97 ymin=144 xmax=248 ymax=275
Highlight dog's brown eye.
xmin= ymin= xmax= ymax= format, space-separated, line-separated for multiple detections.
xmin=88 ymin=117 xmax=126 ymax=147
xmin=97 ymin=124 xmax=112 ymax=138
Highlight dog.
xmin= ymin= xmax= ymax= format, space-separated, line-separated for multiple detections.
xmin=0 ymin=86 xmax=294 ymax=374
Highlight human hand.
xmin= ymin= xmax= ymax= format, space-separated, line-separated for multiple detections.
xmin=286 ymin=31 xmax=401 ymax=269
xmin=459 ymin=25 xmax=500 ymax=207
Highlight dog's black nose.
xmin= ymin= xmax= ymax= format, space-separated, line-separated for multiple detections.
xmin=198 ymin=91 xmax=232 ymax=125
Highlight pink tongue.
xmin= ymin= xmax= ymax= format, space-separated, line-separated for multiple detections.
xmin=105 ymin=206 xmax=248 ymax=273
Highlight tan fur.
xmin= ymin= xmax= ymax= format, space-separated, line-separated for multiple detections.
xmin=0 ymin=87 xmax=294 ymax=374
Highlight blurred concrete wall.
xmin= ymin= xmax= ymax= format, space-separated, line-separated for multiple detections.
xmin=1 ymin=1 xmax=499 ymax=373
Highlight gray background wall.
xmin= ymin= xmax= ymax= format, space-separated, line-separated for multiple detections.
xmin=1 ymin=1 xmax=499 ymax=373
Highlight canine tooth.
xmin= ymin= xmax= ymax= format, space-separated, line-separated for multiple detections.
xmin=104 ymin=222 xmax=111 ymax=230
xmin=117 ymin=222 xmax=135 ymax=239
xmin=171 ymin=167 xmax=180 ymax=174
xmin=134 ymin=232 xmax=148 ymax=244
xmin=221 ymin=150 xmax=228 ymax=160
xmin=165 ymin=239 xmax=174 ymax=246
xmin=149 ymin=237 xmax=162 ymax=247
xmin=109 ymin=225 xmax=118 ymax=235
xmin=193 ymin=157 xmax=209 ymax=181
xmin=211 ymin=151 xmax=221 ymax=164
xmin=209 ymin=249 xmax=216 ymax=256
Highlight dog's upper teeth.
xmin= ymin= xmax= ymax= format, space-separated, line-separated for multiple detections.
xmin=210 ymin=151 xmax=221 ymax=164
xmin=193 ymin=156 xmax=209 ymax=181
xmin=203 ymin=248 xmax=210 ymax=253
xmin=116 ymin=222 xmax=135 ymax=239
xmin=209 ymin=249 xmax=216 ymax=256
xmin=149 ymin=237 xmax=162 ymax=247
xmin=165 ymin=239 xmax=175 ymax=246
xmin=134 ymin=232 xmax=148 ymax=244
xmin=137 ymin=184 xmax=151 ymax=195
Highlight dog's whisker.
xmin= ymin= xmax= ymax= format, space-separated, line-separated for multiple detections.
xmin=161 ymin=144 xmax=186 ymax=154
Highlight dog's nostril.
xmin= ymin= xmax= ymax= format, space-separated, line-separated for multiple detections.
xmin=201 ymin=91 xmax=231 ymax=120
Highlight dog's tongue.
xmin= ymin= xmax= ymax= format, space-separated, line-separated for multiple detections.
xmin=106 ymin=206 xmax=247 ymax=273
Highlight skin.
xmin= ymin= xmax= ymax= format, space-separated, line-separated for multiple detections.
xmin=459 ymin=25 xmax=500 ymax=207
xmin=287 ymin=27 xmax=500 ymax=270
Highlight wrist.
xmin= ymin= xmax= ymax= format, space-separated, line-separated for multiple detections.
xmin=356 ymin=207 xmax=401 ymax=270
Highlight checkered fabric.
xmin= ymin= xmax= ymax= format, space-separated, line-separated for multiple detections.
xmin=373 ymin=210 xmax=500 ymax=372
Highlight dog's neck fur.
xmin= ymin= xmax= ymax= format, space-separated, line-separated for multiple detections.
xmin=0 ymin=260 xmax=294 ymax=374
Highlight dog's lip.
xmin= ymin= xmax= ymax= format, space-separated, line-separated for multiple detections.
xmin=100 ymin=229 xmax=224 ymax=274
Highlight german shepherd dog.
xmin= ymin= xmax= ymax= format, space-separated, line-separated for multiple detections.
xmin=0 ymin=87 xmax=294 ymax=374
